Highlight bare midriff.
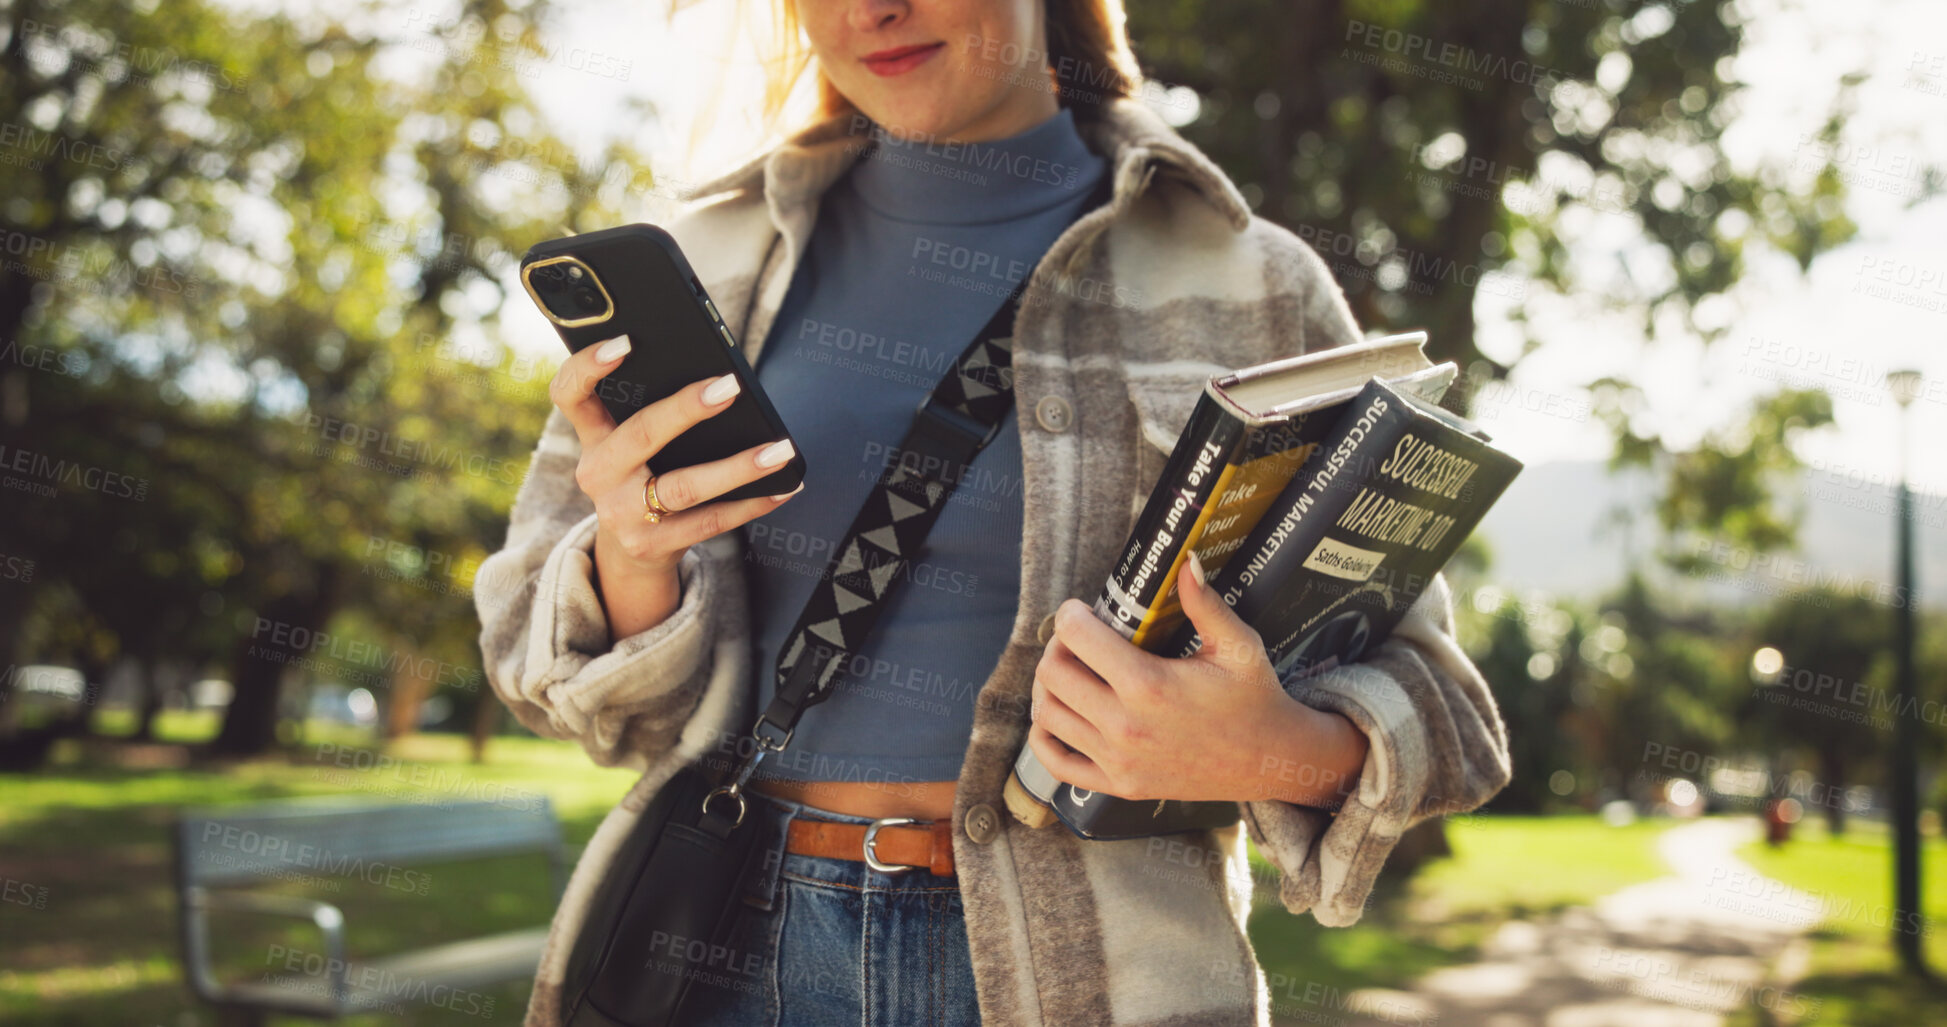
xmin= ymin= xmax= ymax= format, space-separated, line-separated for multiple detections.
xmin=749 ymin=778 xmax=960 ymax=822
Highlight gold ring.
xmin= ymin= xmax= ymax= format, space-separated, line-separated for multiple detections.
xmin=643 ymin=474 xmax=674 ymax=523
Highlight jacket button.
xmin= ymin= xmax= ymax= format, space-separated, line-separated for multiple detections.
xmin=964 ymin=802 xmax=1001 ymax=844
xmin=1034 ymin=395 xmax=1074 ymax=433
xmin=1036 ymin=612 xmax=1058 ymax=646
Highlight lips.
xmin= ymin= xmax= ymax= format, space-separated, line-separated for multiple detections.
xmin=861 ymin=41 xmax=943 ymax=77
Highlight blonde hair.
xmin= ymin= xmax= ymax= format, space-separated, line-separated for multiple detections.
xmin=669 ymin=0 xmax=1144 ymax=145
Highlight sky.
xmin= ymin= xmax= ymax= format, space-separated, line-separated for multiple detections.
xmin=395 ymin=0 xmax=1947 ymax=496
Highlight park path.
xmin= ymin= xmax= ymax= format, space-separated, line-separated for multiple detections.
xmin=1319 ymin=818 xmax=1819 ymax=1027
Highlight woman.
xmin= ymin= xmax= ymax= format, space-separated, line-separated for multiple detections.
xmin=476 ymin=1 xmax=1512 ymax=1024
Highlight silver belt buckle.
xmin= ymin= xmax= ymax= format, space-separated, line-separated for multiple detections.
xmin=862 ymin=816 xmax=924 ymax=874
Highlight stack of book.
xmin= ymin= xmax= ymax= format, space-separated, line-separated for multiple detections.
xmin=1005 ymin=331 xmax=1523 ymax=839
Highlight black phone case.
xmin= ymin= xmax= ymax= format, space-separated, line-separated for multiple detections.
xmin=520 ymin=224 xmax=805 ymax=502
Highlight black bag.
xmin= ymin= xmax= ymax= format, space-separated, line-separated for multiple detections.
xmin=557 ymin=270 xmax=1043 ymax=1026
xmin=557 ymin=765 xmax=770 ymax=1026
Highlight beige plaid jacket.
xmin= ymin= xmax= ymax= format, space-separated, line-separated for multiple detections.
xmin=475 ymin=96 xmax=1511 ymax=1027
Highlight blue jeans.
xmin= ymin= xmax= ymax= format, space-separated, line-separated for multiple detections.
xmin=675 ymin=792 xmax=982 ymax=1026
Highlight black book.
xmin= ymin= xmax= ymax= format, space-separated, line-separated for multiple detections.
xmin=1162 ymin=376 xmax=1523 ymax=681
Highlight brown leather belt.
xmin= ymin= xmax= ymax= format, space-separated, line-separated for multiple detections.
xmin=785 ymin=815 xmax=956 ymax=877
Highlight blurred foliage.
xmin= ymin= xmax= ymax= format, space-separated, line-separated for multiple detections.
xmin=1127 ymin=0 xmax=1879 ymax=567
xmin=1599 ymin=383 xmax=1835 ymax=559
xmin=1460 ymin=573 xmax=1744 ymax=813
xmin=1129 ymin=0 xmax=1874 ymax=380
xmin=0 ymin=0 xmax=644 ymax=756
xmin=1749 ymin=587 xmax=1892 ymax=834
xmin=1457 ymin=574 xmax=1947 ymax=825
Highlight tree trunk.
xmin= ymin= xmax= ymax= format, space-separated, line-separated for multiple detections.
xmin=383 ymin=648 xmax=433 ymax=741
xmin=212 ymin=581 xmax=337 ymax=756
xmin=1382 ymin=818 xmax=1455 ymax=880
xmin=0 ymin=574 xmax=35 ymax=730
xmin=132 ymin=660 xmax=165 ymax=741
xmin=469 ymin=691 xmax=501 ymax=764
xmin=211 ymin=632 xmax=289 ymax=756
xmin=1819 ymin=745 xmax=1847 ymax=837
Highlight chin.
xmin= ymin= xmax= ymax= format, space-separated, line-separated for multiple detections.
xmin=859 ymin=105 xmax=941 ymax=140
xmin=861 ymin=98 xmax=991 ymax=142
xmin=841 ymin=79 xmax=980 ymax=140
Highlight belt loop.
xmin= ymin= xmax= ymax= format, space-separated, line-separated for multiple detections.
xmin=930 ymin=819 xmax=955 ymax=878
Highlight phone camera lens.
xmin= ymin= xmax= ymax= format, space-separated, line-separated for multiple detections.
xmin=530 ymin=258 xmax=609 ymax=322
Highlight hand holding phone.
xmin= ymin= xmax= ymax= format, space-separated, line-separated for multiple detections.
xmin=522 ymin=223 xmax=808 ymax=634
xmin=521 ymin=223 xmax=805 ymax=500
xmin=547 ymin=333 xmax=803 ymax=584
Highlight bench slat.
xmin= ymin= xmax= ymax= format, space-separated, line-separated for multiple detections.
xmin=179 ymin=797 xmax=558 ymax=888
xmin=246 ymin=927 xmax=548 ymax=1016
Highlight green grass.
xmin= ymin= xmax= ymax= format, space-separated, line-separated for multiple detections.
xmin=1415 ymin=814 xmax=1673 ymax=918
xmin=1726 ymin=820 xmax=1947 ymax=1026
xmin=0 ymin=728 xmax=639 ymax=1027
xmin=1245 ymin=813 xmax=1675 ymax=1017
xmin=88 ymin=707 xmax=225 ymax=742
xmin=0 ymin=728 xmax=1680 ymax=1027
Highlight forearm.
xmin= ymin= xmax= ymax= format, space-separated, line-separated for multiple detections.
xmin=593 ymin=529 xmax=683 ymax=641
xmin=1245 ymin=694 xmax=1369 ymax=809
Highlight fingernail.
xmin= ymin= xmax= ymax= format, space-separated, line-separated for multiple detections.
xmin=595 ymin=335 xmax=631 ymax=363
xmin=771 ymin=481 xmax=805 ymax=502
xmin=702 ymin=373 xmax=741 ymax=405
xmin=1185 ymin=550 xmax=1207 ymax=589
xmin=755 ymin=438 xmax=796 ymax=468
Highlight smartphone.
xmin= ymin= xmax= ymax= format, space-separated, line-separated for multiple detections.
xmin=520 ymin=224 xmax=805 ymax=502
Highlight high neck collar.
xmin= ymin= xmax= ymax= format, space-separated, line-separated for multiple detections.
xmin=840 ymin=107 xmax=1105 ymax=225
xmin=675 ymin=96 xmax=1257 ymax=235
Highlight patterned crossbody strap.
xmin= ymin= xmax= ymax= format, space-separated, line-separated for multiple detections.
xmin=760 ymin=282 xmax=1024 ymax=745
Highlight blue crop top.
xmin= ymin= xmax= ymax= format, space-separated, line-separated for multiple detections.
xmin=740 ymin=107 xmax=1107 ymax=784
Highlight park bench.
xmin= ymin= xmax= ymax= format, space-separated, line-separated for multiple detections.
xmin=173 ymin=796 xmax=568 ymax=1024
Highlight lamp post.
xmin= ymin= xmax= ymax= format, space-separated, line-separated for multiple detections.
xmin=1751 ymin=646 xmax=1791 ymax=846
xmin=1886 ymin=367 xmax=1924 ymax=976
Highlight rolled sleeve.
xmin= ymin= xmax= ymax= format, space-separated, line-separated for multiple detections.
xmin=1240 ymin=573 xmax=1512 ymax=925
xmin=473 ymin=408 xmax=726 ymax=773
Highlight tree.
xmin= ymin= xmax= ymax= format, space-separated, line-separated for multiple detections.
xmin=0 ymin=0 xmax=645 ymax=759
xmin=1752 ymin=588 xmax=1892 ymax=836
